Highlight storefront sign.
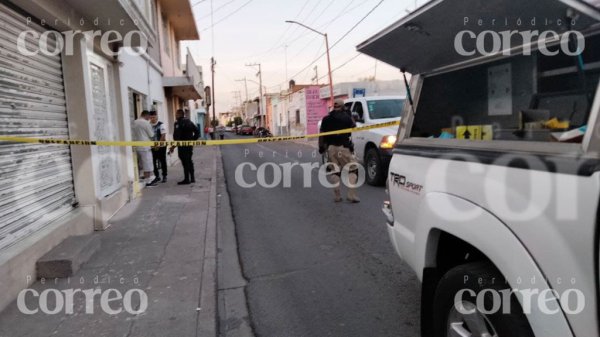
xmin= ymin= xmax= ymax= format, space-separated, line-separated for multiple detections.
xmin=306 ymin=87 xmax=328 ymax=135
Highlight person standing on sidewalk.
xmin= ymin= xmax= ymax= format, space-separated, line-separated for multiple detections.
xmin=149 ymin=111 xmax=168 ymax=183
xmin=132 ymin=110 xmax=158 ymax=187
xmin=319 ymin=99 xmax=360 ymax=203
xmin=170 ymin=109 xmax=200 ymax=185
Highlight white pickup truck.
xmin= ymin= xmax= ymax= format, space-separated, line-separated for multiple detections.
xmin=359 ymin=0 xmax=600 ymax=336
xmin=345 ymin=96 xmax=405 ymax=186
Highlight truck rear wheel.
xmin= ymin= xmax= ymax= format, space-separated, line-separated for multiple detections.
xmin=365 ymin=147 xmax=385 ymax=186
xmin=432 ymin=262 xmax=534 ymax=337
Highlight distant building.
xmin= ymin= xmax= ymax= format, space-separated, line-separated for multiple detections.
xmin=286 ymin=85 xmax=328 ymax=137
xmin=219 ymin=112 xmax=235 ymax=126
xmin=0 ymin=0 xmax=203 ymax=312
xmin=319 ymin=80 xmax=406 ymax=101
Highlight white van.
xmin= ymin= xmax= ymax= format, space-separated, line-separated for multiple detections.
xmin=358 ymin=0 xmax=600 ymax=336
xmin=345 ymin=96 xmax=406 ymax=185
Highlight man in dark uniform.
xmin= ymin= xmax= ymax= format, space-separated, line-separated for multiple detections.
xmin=149 ymin=111 xmax=168 ymax=183
xmin=169 ymin=109 xmax=199 ymax=185
xmin=319 ymin=99 xmax=360 ymax=203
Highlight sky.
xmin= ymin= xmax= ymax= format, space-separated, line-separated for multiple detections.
xmin=182 ymin=0 xmax=424 ymax=114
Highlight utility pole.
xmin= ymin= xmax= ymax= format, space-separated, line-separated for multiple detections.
xmin=374 ymin=60 xmax=378 ymax=81
xmin=312 ymin=66 xmax=319 ymax=84
xmin=211 ymin=57 xmax=216 ymax=127
xmin=246 ymin=63 xmax=263 ymax=127
xmin=235 ymin=78 xmax=249 ymax=103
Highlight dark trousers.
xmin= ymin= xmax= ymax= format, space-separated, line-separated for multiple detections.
xmin=178 ymin=146 xmax=195 ymax=181
xmin=152 ymin=147 xmax=168 ymax=178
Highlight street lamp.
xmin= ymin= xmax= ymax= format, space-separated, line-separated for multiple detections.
xmin=285 ymin=20 xmax=335 ymax=108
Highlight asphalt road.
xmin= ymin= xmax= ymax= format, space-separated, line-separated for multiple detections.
xmin=220 ymin=134 xmax=421 ymax=337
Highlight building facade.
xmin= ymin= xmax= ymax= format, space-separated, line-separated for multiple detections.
xmin=0 ymin=0 xmax=202 ymax=311
xmin=319 ymin=80 xmax=405 ymax=101
xmin=265 ymin=80 xmax=406 ymax=137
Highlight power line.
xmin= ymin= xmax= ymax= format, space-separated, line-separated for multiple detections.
xmin=192 ymin=0 xmax=208 ymax=7
xmin=285 ymin=0 xmax=337 ymax=64
xmin=329 ymin=0 xmax=386 ymax=50
xmin=288 ymin=0 xmax=386 ymax=81
xmin=267 ymin=52 xmax=362 ymax=92
xmin=265 ymin=0 xmax=313 ymax=53
xmin=317 ymin=54 xmax=362 ymax=82
xmin=306 ymin=0 xmax=336 ymax=27
xmin=215 ymin=0 xmax=359 ymax=64
xmin=199 ymin=0 xmax=237 ymax=19
xmin=201 ymin=0 xmax=255 ymax=32
xmin=281 ymin=0 xmax=325 ymax=47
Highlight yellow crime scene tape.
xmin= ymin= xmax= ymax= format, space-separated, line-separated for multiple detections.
xmin=0 ymin=121 xmax=400 ymax=147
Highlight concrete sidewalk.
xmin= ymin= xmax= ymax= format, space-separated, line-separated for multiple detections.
xmin=0 ymin=147 xmax=219 ymax=337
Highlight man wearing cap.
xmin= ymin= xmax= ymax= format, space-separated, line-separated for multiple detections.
xmin=319 ymin=99 xmax=360 ymax=203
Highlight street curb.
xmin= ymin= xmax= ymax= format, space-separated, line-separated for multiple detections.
xmin=196 ymin=147 xmax=219 ymax=337
xmin=216 ymin=148 xmax=255 ymax=337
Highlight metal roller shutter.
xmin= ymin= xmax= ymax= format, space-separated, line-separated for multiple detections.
xmin=0 ymin=2 xmax=76 ymax=251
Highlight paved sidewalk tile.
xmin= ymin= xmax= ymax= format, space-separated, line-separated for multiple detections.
xmin=0 ymin=147 xmax=218 ymax=337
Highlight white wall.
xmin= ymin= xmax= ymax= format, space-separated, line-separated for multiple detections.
xmin=272 ymin=96 xmax=290 ymax=136
xmin=289 ymin=90 xmax=307 ymax=137
xmin=118 ymin=48 xmax=166 ymax=186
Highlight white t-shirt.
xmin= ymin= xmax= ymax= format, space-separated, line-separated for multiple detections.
xmin=132 ymin=118 xmax=154 ymax=151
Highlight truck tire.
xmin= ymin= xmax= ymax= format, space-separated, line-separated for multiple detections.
xmin=432 ymin=262 xmax=534 ymax=337
xmin=365 ymin=147 xmax=385 ymax=186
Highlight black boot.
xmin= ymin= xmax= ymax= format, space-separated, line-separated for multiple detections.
xmin=190 ymin=170 xmax=195 ymax=183
xmin=178 ymin=173 xmax=190 ymax=185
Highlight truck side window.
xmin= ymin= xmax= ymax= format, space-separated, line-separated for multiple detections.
xmin=410 ymin=34 xmax=600 ymax=144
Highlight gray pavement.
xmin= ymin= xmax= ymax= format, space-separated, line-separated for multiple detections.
xmin=221 ymin=136 xmax=421 ymax=337
xmin=0 ymin=147 xmax=219 ymax=337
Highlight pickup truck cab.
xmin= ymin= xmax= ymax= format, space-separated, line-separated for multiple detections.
xmin=345 ymin=96 xmax=405 ymax=185
xmin=358 ymin=0 xmax=600 ymax=336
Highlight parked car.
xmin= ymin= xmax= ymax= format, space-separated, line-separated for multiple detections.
xmin=357 ymin=0 xmax=600 ymax=336
xmin=225 ymin=126 xmax=233 ymax=132
xmin=239 ymin=126 xmax=254 ymax=136
xmin=345 ymin=96 xmax=405 ymax=186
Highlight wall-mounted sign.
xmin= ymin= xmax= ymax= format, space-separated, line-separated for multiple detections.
xmin=353 ymin=88 xmax=366 ymax=98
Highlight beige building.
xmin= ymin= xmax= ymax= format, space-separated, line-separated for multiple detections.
xmin=0 ymin=0 xmax=203 ymax=311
